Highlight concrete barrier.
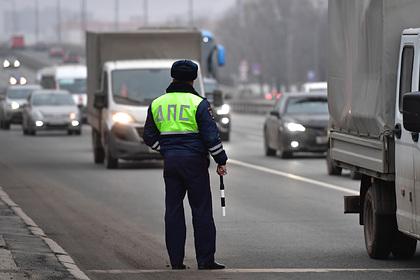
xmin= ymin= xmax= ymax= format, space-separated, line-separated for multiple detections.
xmin=228 ymin=99 xmax=275 ymax=115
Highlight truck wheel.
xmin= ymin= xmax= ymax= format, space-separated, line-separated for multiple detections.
xmin=2 ymin=121 xmax=10 ymax=130
xmin=363 ymin=185 xmax=395 ymax=259
xmin=391 ymin=231 xmax=417 ymax=259
xmin=105 ymin=146 xmax=118 ymax=169
xmin=264 ymin=130 xmax=276 ymax=156
xmin=220 ymin=131 xmax=230 ymax=142
xmin=350 ymin=171 xmax=362 ymax=180
xmin=92 ymin=130 xmax=105 ymax=164
xmin=326 ymin=148 xmax=342 ymax=175
xmin=280 ymin=151 xmax=293 ymax=159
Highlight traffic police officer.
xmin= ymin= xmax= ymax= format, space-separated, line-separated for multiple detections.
xmin=143 ymin=60 xmax=227 ymax=270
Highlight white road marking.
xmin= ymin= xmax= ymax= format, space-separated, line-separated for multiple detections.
xmin=229 ymin=159 xmax=359 ymax=195
xmin=88 ymin=267 xmax=420 ymax=274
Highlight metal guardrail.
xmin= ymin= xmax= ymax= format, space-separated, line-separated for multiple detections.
xmin=228 ymin=99 xmax=275 ymax=115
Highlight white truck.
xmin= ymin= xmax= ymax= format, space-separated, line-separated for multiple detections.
xmin=86 ymin=29 xmax=205 ymax=169
xmin=329 ymin=0 xmax=420 ymax=259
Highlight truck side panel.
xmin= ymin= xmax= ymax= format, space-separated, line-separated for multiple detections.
xmin=329 ymin=0 xmax=420 ymax=176
xmin=328 ymin=0 xmax=420 ymax=138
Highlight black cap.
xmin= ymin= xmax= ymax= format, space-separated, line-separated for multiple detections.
xmin=171 ymin=60 xmax=198 ymax=82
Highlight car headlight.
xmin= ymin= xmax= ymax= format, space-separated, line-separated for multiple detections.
xmin=69 ymin=112 xmax=77 ymax=120
xmin=9 ymin=76 xmax=17 ymax=85
xmin=19 ymin=77 xmax=27 ymax=85
xmin=11 ymin=101 xmax=20 ymax=110
xmin=112 ymin=112 xmax=134 ymax=124
xmin=3 ymin=59 xmax=10 ymax=68
xmin=13 ymin=60 xmax=20 ymax=68
xmin=286 ymin=122 xmax=306 ymax=132
xmin=216 ymin=104 xmax=230 ymax=115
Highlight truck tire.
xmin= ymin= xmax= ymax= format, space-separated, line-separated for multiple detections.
xmin=363 ymin=184 xmax=395 ymax=259
xmin=264 ymin=130 xmax=276 ymax=156
xmin=350 ymin=171 xmax=362 ymax=180
xmin=105 ymin=145 xmax=118 ymax=169
xmin=2 ymin=121 xmax=10 ymax=130
xmin=326 ymin=148 xmax=342 ymax=175
xmin=92 ymin=129 xmax=105 ymax=164
xmin=280 ymin=151 xmax=293 ymax=159
xmin=391 ymin=231 xmax=417 ymax=259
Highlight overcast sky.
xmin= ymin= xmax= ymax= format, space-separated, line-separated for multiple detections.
xmin=3 ymin=0 xmax=236 ymax=24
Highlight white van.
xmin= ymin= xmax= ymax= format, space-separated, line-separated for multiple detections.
xmin=37 ymin=65 xmax=87 ymax=121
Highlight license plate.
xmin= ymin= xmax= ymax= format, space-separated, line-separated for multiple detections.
xmin=316 ymin=136 xmax=328 ymax=144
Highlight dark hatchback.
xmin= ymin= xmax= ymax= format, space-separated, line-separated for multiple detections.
xmin=263 ymin=92 xmax=328 ymax=158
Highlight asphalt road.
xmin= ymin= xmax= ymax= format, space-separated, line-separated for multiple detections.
xmin=0 ymin=114 xmax=419 ymax=280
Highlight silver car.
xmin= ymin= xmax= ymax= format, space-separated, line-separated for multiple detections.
xmin=0 ymin=85 xmax=41 ymax=129
xmin=22 ymin=90 xmax=82 ymax=136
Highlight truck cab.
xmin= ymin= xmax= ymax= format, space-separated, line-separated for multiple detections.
xmin=92 ymin=59 xmax=205 ymax=169
xmin=394 ymin=28 xmax=420 ymax=239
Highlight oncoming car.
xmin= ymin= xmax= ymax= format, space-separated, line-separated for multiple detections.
xmin=0 ymin=85 xmax=41 ymax=129
xmin=263 ymin=92 xmax=329 ymax=158
xmin=22 ymin=90 xmax=82 ymax=136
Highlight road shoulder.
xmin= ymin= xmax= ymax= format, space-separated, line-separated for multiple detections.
xmin=0 ymin=186 xmax=89 ymax=280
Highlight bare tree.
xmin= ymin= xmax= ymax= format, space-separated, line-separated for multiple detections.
xmin=215 ymin=0 xmax=328 ymax=88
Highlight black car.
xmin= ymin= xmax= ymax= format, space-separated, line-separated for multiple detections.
xmin=263 ymin=92 xmax=328 ymax=158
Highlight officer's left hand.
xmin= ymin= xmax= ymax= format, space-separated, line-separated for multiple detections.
xmin=217 ymin=165 xmax=227 ymax=176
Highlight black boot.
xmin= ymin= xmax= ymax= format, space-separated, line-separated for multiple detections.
xmin=172 ymin=264 xmax=186 ymax=270
xmin=198 ymin=261 xmax=225 ymax=270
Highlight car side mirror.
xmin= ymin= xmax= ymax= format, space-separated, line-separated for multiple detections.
xmin=403 ymin=92 xmax=420 ymax=132
xmin=94 ymin=91 xmax=107 ymax=109
xmin=270 ymin=110 xmax=280 ymax=118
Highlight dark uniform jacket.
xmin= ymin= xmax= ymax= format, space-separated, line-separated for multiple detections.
xmin=143 ymin=82 xmax=228 ymax=165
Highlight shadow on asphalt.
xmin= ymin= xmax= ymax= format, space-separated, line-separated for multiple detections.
xmin=276 ymin=152 xmax=327 ymax=160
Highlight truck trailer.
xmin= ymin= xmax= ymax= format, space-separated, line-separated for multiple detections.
xmin=328 ymin=0 xmax=420 ymax=259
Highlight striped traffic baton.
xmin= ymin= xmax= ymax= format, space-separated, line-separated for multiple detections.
xmin=220 ymin=175 xmax=226 ymax=216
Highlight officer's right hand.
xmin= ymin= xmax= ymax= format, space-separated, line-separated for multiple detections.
xmin=217 ymin=165 xmax=227 ymax=176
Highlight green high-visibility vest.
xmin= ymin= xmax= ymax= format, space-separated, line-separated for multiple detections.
xmin=151 ymin=92 xmax=203 ymax=135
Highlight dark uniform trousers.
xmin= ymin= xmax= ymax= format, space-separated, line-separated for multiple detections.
xmin=163 ymin=154 xmax=216 ymax=266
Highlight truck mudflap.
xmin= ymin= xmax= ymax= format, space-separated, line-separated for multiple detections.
xmin=344 ymin=195 xmax=360 ymax=214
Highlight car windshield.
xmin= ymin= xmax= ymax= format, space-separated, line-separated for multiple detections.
xmin=286 ymin=97 xmax=328 ymax=114
xmin=7 ymin=88 xmax=34 ymax=99
xmin=32 ymin=94 xmax=75 ymax=106
xmin=111 ymin=68 xmax=173 ymax=106
xmin=58 ymin=78 xmax=86 ymax=94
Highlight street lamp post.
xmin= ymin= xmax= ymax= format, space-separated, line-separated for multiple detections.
xmin=35 ymin=0 xmax=39 ymax=43
xmin=144 ymin=0 xmax=148 ymax=26
xmin=57 ymin=0 xmax=62 ymax=44
xmin=114 ymin=0 xmax=119 ymax=31
xmin=189 ymin=0 xmax=194 ymax=25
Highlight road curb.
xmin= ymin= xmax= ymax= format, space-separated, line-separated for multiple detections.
xmin=0 ymin=186 xmax=91 ymax=280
